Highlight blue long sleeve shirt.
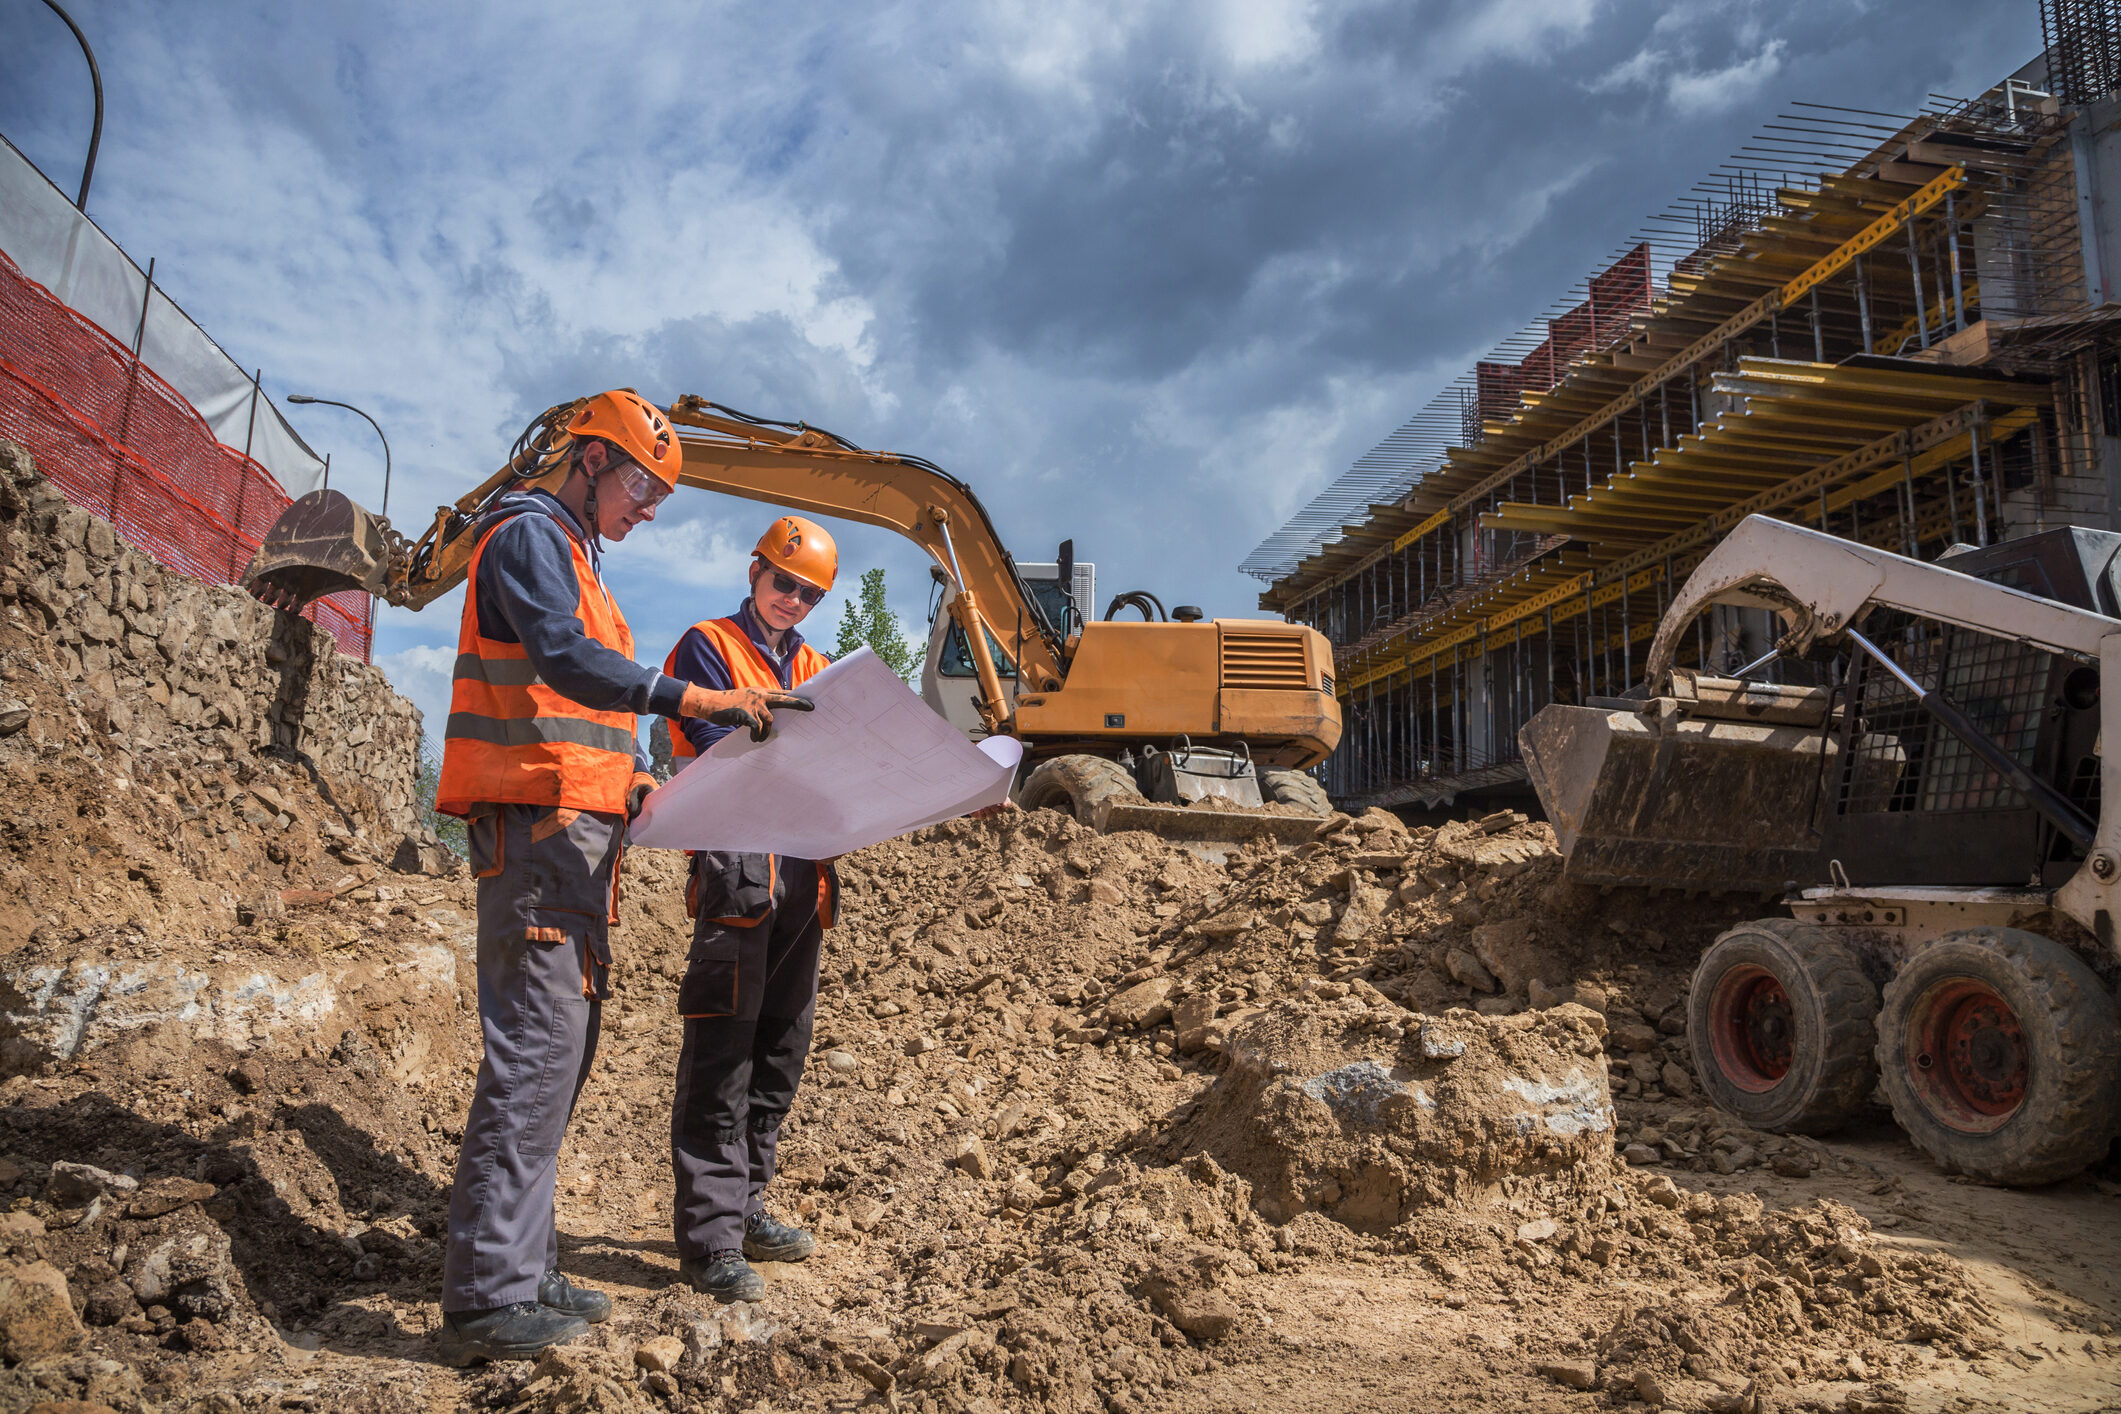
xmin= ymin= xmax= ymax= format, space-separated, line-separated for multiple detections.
xmin=666 ymin=598 xmax=811 ymax=755
xmin=472 ymin=491 xmax=685 ymax=772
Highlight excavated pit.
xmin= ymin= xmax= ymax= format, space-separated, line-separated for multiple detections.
xmin=0 ymin=438 xmax=2112 ymax=1414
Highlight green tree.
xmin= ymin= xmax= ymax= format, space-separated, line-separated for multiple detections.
xmin=834 ymin=567 xmax=920 ymax=679
xmin=415 ymin=736 xmax=468 ymax=862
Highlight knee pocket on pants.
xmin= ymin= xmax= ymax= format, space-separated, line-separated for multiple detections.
xmin=516 ymin=972 xmax=595 ymax=1158
xmin=523 ymin=912 xmax=611 ymax=1001
xmin=679 ymin=929 xmax=753 ymax=1018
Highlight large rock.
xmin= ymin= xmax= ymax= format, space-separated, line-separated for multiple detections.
xmin=1 ymin=941 xmax=455 ymax=1071
xmin=1105 ymin=976 xmax=1175 ymax=1029
xmin=1332 ymin=874 xmax=1390 ymax=945
xmin=124 ymin=1223 xmax=234 ymax=1320
xmin=0 ymin=1259 xmax=84 ymax=1362
xmin=1140 ymin=1266 xmax=1239 ymax=1340
xmin=1177 ymin=1001 xmax=1614 ymax=1230
xmin=45 ymin=1161 xmax=136 ymax=1206
xmin=1470 ymin=918 xmax=1543 ymax=998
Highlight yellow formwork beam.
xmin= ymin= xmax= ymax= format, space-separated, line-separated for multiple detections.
xmin=1296 ymin=167 xmax=1970 ymax=610
xmin=1339 ymin=401 xmax=2034 ymax=697
xmin=1780 ymin=166 xmax=1966 ymax=305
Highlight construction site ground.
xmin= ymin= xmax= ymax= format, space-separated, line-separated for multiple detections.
xmin=0 ymin=452 xmax=2115 ymax=1414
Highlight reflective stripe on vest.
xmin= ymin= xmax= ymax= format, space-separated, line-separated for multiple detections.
xmin=435 ymin=510 xmax=639 ymax=817
xmin=662 ymin=617 xmax=828 ymax=759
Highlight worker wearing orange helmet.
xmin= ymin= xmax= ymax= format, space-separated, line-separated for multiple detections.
xmin=435 ymin=393 xmax=812 ymax=1364
xmin=658 ymin=513 xmax=842 ymax=1302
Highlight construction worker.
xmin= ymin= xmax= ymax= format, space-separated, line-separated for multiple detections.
xmin=660 ymin=514 xmax=840 ymax=1302
xmin=433 ymin=391 xmax=811 ymax=1364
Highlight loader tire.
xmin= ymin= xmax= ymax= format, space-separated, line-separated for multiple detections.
xmin=1875 ymin=928 xmax=2121 ymax=1186
xmin=1688 ymin=919 xmax=1879 ymax=1135
xmin=1259 ymin=769 xmax=1332 ymax=817
xmin=1015 ymin=754 xmax=1142 ymax=827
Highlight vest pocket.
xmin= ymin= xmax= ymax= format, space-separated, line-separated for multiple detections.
xmin=690 ymin=851 xmax=775 ymax=926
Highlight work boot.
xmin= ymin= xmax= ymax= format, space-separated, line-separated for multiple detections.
xmin=538 ymin=1270 xmax=612 ymax=1324
xmin=679 ymin=1250 xmax=765 ymax=1303
xmin=436 ymin=1301 xmax=590 ymax=1366
xmin=742 ymin=1210 xmax=817 ymax=1264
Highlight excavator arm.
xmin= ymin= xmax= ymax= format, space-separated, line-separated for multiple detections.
xmin=664 ymin=397 xmax=1065 ymax=720
xmin=243 ymin=394 xmax=1065 ymax=732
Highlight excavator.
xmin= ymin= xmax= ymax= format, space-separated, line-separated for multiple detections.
xmin=243 ymin=394 xmax=1341 ymax=843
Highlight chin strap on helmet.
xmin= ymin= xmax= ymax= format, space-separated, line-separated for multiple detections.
xmin=579 ymin=446 xmax=605 ymax=566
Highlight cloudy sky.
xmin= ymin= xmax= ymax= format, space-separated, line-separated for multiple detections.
xmin=2 ymin=0 xmax=2044 ymax=745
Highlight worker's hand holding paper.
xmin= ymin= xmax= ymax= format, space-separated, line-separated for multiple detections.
xmin=629 ymin=647 xmax=1023 ymax=857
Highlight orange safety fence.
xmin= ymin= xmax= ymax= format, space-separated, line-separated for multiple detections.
xmin=0 ymin=248 xmax=372 ymax=661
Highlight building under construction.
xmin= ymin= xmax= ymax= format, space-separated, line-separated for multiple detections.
xmin=1247 ymin=2 xmax=2121 ymax=811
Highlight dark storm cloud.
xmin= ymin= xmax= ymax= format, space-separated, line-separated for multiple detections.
xmin=0 ymin=0 xmax=2051 ymax=743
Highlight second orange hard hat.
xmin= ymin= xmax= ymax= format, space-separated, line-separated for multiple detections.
xmin=754 ymin=514 xmax=838 ymax=592
xmin=566 ymin=390 xmax=683 ymax=490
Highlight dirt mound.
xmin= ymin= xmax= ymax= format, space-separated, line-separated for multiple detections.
xmin=0 ymin=455 xmax=2065 ymax=1414
xmin=1177 ymin=1000 xmax=1612 ymax=1230
xmin=1569 ymin=1189 xmax=2000 ymax=1406
xmin=0 ymin=440 xmax=440 ymax=956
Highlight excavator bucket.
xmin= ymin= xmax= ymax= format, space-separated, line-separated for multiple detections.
xmin=242 ymin=489 xmax=395 ymax=612
xmin=1518 ymin=675 xmax=1863 ymax=894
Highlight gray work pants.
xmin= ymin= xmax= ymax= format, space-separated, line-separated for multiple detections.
xmin=442 ymin=802 xmax=622 ymax=1313
xmin=671 ymin=853 xmax=825 ymax=1259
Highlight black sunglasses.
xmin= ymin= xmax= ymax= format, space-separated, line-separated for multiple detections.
xmin=770 ymin=570 xmax=826 ymax=606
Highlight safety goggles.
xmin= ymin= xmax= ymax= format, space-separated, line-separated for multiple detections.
xmin=768 ymin=570 xmax=826 ymax=606
xmin=610 ymin=461 xmax=671 ymax=511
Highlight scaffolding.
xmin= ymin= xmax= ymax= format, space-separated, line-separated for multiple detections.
xmin=1252 ymin=38 xmax=2121 ymax=811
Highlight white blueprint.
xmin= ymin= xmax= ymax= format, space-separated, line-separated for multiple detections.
xmin=628 ymin=647 xmax=1023 ymax=857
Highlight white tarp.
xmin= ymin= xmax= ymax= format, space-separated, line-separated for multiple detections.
xmin=0 ymin=134 xmax=325 ymax=497
xmin=630 ymin=648 xmax=1022 ymax=858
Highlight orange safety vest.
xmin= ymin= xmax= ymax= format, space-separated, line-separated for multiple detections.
xmin=436 ymin=509 xmax=641 ymax=818
xmin=662 ymin=617 xmax=829 ymax=758
xmin=663 ymin=616 xmax=835 ymax=924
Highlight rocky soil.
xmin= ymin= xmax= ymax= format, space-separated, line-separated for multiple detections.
xmin=0 ymin=441 xmax=2116 ymax=1414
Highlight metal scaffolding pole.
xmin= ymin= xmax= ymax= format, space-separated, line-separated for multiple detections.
xmin=1968 ymin=403 xmax=1991 ymax=546
xmin=1906 ymin=220 xmax=1931 ymax=350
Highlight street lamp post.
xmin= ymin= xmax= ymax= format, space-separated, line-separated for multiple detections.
xmin=38 ymin=0 xmax=103 ymax=211
xmin=287 ymin=394 xmax=392 ymax=519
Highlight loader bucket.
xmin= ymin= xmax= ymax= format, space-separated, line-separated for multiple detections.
xmin=242 ymin=489 xmax=394 ymax=611
xmin=1518 ymin=701 xmax=1845 ymax=894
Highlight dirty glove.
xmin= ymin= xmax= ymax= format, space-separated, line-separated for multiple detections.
xmin=679 ymin=684 xmax=814 ymax=743
xmin=626 ymin=773 xmax=656 ymax=821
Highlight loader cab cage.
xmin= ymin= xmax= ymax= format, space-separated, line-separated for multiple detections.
xmin=1827 ymin=612 xmax=2088 ymax=886
xmin=1819 ymin=528 xmax=2115 ymax=888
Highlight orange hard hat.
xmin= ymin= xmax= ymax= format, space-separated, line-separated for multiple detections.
xmin=566 ymin=390 xmax=683 ymax=490
xmin=753 ymin=514 xmax=838 ymax=592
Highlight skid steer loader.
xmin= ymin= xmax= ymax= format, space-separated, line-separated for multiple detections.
xmin=1518 ymin=514 xmax=2121 ymax=1186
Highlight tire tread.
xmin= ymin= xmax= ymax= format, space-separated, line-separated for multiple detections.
xmin=1688 ymin=921 xmax=1880 ymax=1135
xmin=1016 ymin=754 xmax=1141 ymax=825
xmin=1876 ymin=928 xmax=2121 ymax=1186
xmin=1259 ymin=769 xmax=1332 ymax=817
